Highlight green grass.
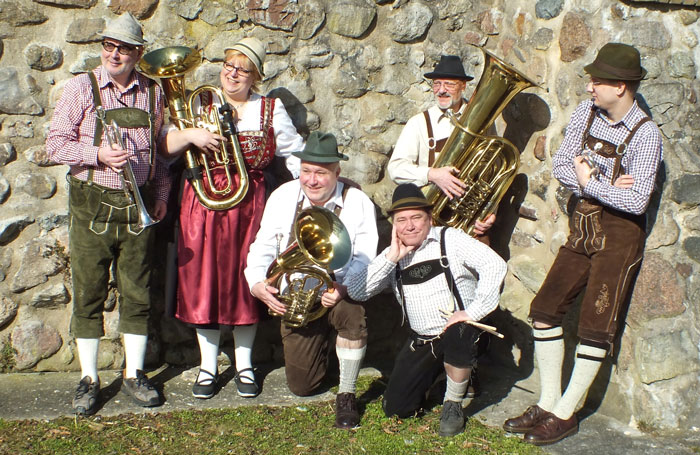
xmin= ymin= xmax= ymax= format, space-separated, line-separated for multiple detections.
xmin=0 ymin=377 xmax=542 ymax=455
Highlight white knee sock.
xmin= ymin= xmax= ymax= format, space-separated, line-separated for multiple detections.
xmin=196 ymin=328 xmax=221 ymax=377
xmin=552 ymin=344 xmax=606 ymax=420
xmin=76 ymin=338 xmax=100 ymax=383
xmin=336 ymin=345 xmax=366 ymax=394
xmin=534 ymin=326 xmax=565 ymax=412
xmin=444 ymin=374 xmax=470 ymax=403
xmin=123 ymin=333 xmax=148 ymax=378
xmin=233 ymin=324 xmax=256 ymax=382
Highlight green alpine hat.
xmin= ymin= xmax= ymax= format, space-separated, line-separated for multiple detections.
xmin=293 ymin=132 xmax=349 ymax=163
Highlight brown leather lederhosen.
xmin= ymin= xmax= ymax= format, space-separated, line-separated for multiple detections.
xmin=530 ymin=107 xmax=651 ymax=347
xmin=424 ymin=110 xmax=490 ymax=245
xmin=278 ymin=184 xmax=367 ymax=396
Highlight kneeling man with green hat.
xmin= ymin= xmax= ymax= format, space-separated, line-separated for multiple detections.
xmin=245 ymin=132 xmax=378 ymax=429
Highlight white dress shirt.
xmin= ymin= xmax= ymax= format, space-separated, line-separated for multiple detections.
xmin=387 ymin=103 xmax=467 ymax=187
xmin=245 ymin=179 xmax=378 ymax=292
xmin=346 ymin=226 xmax=506 ymax=336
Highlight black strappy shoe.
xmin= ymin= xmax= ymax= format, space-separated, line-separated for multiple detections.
xmin=192 ymin=368 xmax=218 ymax=399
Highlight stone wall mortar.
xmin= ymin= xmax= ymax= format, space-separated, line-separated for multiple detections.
xmin=0 ymin=0 xmax=698 ymax=432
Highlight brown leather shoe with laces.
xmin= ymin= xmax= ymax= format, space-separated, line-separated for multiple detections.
xmin=334 ymin=392 xmax=360 ymax=429
xmin=503 ymin=405 xmax=552 ymax=433
xmin=524 ymin=414 xmax=578 ymax=445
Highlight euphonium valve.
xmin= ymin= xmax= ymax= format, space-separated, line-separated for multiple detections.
xmin=138 ymin=46 xmax=249 ymax=210
xmin=423 ymin=48 xmax=537 ymax=236
xmin=265 ymin=207 xmax=352 ymax=328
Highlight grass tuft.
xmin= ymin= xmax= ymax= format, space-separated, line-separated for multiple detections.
xmin=0 ymin=376 xmax=542 ymax=455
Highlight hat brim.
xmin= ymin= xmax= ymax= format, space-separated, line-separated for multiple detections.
xmin=583 ymin=63 xmax=647 ymax=81
xmin=424 ymin=71 xmax=473 ymax=81
xmin=292 ymin=151 xmax=349 ymax=163
xmin=100 ymin=31 xmax=146 ymax=46
xmin=388 ymin=199 xmax=434 ymax=214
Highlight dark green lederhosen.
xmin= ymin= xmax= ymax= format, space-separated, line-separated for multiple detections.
xmin=69 ymin=177 xmax=156 ymax=337
xmin=69 ymin=72 xmax=157 ymax=338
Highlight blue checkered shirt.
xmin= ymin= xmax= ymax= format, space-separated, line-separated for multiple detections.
xmin=552 ymin=99 xmax=663 ymax=215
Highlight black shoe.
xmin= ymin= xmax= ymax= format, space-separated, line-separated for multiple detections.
xmin=335 ymin=392 xmax=360 ymax=429
xmin=72 ymin=376 xmax=100 ymax=416
xmin=234 ymin=368 xmax=260 ymax=398
xmin=465 ymin=367 xmax=481 ymax=398
xmin=121 ymin=370 xmax=162 ymax=407
xmin=439 ymin=400 xmax=465 ymax=437
xmin=192 ymin=368 xmax=218 ymax=399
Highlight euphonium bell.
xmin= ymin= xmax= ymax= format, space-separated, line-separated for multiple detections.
xmin=266 ymin=207 xmax=352 ymax=328
xmin=138 ymin=46 xmax=249 ymax=210
xmin=423 ymin=48 xmax=537 ymax=236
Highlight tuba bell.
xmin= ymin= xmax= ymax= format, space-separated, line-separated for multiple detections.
xmin=423 ymin=48 xmax=537 ymax=235
xmin=138 ymin=46 xmax=249 ymax=210
xmin=265 ymin=207 xmax=352 ymax=328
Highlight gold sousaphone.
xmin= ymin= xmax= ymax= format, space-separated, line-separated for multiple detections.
xmin=423 ymin=48 xmax=537 ymax=235
xmin=139 ymin=46 xmax=249 ymax=210
xmin=266 ymin=207 xmax=352 ymax=328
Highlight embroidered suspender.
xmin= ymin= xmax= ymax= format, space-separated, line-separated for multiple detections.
xmin=395 ymin=227 xmax=465 ymax=324
xmin=87 ymin=71 xmax=157 ymax=183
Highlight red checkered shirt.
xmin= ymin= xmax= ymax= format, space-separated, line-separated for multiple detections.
xmin=46 ymin=66 xmax=170 ymax=201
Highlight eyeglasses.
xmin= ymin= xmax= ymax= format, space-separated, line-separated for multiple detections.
xmin=101 ymin=41 xmax=138 ymax=55
xmin=223 ymin=61 xmax=252 ymax=76
xmin=431 ymin=80 xmax=460 ymax=90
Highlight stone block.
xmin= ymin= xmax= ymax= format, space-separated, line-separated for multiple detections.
xmin=628 ymin=253 xmax=686 ymax=323
xmin=635 ymin=328 xmax=699 ymax=384
xmin=11 ymin=320 xmax=62 ymax=370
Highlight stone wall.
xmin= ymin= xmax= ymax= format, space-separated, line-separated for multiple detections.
xmin=0 ymin=0 xmax=699 ymax=432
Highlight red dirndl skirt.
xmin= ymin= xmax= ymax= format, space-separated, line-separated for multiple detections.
xmin=175 ymin=168 xmax=266 ymax=326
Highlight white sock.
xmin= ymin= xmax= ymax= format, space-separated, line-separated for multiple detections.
xmin=233 ymin=324 xmax=257 ymax=383
xmin=196 ymin=328 xmax=221 ymax=377
xmin=534 ymin=326 xmax=565 ymax=412
xmin=444 ymin=374 xmax=470 ymax=403
xmin=552 ymin=344 xmax=606 ymax=420
xmin=336 ymin=345 xmax=366 ymax=394
xmin=123 ymin=333 xmax=148 ymax=378
xmin=76 ymin=338 xmax=99 ymax=383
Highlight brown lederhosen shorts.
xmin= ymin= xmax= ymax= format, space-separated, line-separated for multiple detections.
xmin=529 ymin=198 xmax=646 ymax=345
xmin=280 ymin=298 xmax=366 ymax=396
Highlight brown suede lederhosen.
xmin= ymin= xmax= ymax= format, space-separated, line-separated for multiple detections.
xmin=424 ymin=110 xmax=490 ymax=245
xmin=280 ymin=185 xmax=367 ymax=396
xmin=529 ymin=107 xmax=650 ymax=346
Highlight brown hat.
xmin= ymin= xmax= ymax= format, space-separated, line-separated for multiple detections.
xmin=584 ymin=43 xmax=647 ymax=81
xmin=388 ymin=183 xmax=433 ymax=214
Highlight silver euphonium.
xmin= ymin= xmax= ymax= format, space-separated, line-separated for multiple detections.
xmin=96 ymin=107 xmax=159 ymax=229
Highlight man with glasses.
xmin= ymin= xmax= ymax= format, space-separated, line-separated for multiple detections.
xmin=47 ymin=12 xmax=168 ymax=415
xmin=386 ymin=55 xmax=497 ymax=400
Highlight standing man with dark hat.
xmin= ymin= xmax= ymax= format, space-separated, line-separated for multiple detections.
xmin=345 ymin=183 xmax=506 ymax=437
xmin=46 ymin=12 xmax=168 ymax=415
xmin=245 ymin=131 xmax=378 ymax=429
xmin=387 ymin=54 xmax=497 ymax=236
xmin=503 ymin=42 xmax=663 ymax=445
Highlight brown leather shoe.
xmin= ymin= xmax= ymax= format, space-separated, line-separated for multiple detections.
xmin=334 ymin=392 xmax=360 ymax=429
xmin=502 ymin=405 xmax=552 ymax=433
xmin=524 ymin=414 xmax=578 ymax=445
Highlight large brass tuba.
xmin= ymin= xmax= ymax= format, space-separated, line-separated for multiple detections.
xmin=423 ymin=49 xmax=536 ymax=235
xmin=139 ymin=46 xmax=249 ymax=210
xmin=266 ymin=207 xmax=352 ymax=328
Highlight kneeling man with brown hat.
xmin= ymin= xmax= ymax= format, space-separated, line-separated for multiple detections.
xmin=345 ymin=183 xmax=506 ymax=437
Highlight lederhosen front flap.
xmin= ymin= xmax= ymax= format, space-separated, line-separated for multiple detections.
xmin=88 ymin=71 xmax=156 ymax=182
